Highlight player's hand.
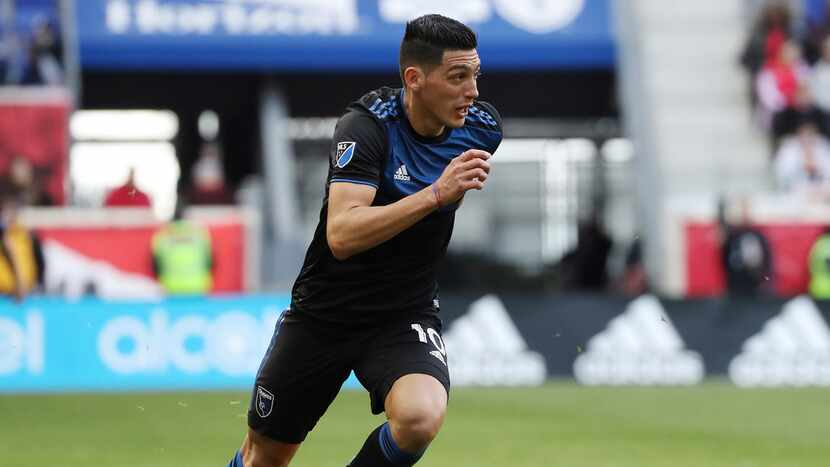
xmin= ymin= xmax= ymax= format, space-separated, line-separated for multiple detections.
xmin=433 ymin=149 xmax=491 ymax=205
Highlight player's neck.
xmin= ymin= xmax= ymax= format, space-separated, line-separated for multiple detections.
xmin=403 ymin=89 xmax=445 ymax=138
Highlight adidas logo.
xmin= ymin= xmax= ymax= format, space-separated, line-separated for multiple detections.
xmin=393 ymin=164 xmax=411 ymax=182
xmin=729 ymin=295 xmax=830 ymax=387
xmin=573 ymin=295 xmax=704 ymax=386
xmin=443 ymin=294 xmax=547 ymax=387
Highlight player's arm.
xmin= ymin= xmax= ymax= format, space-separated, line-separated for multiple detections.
xmin=327 ymin=149 xmax=491 ymax=260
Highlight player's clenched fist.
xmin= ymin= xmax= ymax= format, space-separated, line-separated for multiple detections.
xmin=432 ymin=149 xmax=491 ymax=205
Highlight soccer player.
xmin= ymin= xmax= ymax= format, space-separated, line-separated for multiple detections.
xmin=228 ymin=14 xmax=502 ymax=467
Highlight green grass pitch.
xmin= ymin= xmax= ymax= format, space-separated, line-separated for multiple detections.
xmin=2 ymin=381 xmax=828 ymax=467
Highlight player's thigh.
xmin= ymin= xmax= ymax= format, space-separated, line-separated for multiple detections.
xmin=353 ymin=311 xmax=451 ymax=415
xmin=248 ymin=310 xmax=354 ymax=444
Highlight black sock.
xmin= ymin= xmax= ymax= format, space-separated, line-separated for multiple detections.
xmin=347 ymin=422 xmax=424 ymax=467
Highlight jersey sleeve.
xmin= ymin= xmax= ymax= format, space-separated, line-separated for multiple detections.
xmin=328 ymin=110 xmax=387 ymax=189
xmin=472 ymin=100 xmax=504 ymax=155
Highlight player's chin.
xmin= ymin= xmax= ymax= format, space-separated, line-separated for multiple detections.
xmin=446 ymin=115 xmax=467 ymax=128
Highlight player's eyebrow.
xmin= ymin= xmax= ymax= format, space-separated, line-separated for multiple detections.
xmin=446 ymin=63 xmax=480 ymax=73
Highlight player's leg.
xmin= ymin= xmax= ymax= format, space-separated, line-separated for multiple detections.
xmin=227 ymin=429 xmax=299 ymax=467
xmin=346 ymin=374 xmax=446 ymax=467
xmin=228 ymin=310 xmax=354 ymax=466
xmin=385 ymin=373 xmax=447 ymax=452
xmin=349 ymin=312 xmax=450 ymax=466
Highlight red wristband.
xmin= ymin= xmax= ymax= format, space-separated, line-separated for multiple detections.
xmin=431 ymin=184 xmax=442 ymax=208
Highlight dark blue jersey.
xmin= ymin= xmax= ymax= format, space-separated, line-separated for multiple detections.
xmin=291 ymin=87 xmax=502 ymax=325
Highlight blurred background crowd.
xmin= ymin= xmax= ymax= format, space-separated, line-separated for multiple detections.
xmin=0 ymin=0 xmax=63 ymax=86
xmin=744 ymin=0 xmax=830 ymax=193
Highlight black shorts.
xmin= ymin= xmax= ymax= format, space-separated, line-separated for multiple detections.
xmin=247 ymin=308 xmax=451 ymax=444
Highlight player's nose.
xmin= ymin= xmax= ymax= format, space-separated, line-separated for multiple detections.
xmin=465 ymin=80 xmax=479 ymax=100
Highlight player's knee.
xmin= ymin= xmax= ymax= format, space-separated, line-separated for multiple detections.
xmin=390 ymin=402 xmax=446 ymax=448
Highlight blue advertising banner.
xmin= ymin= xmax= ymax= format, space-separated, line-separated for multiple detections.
xmin=76 ymin=0 xmax=615 ymax=71
xmin=6 ymin=292 xmax=830 ymax=392
xmin=0 ymin=295 xmax=361 ymax=392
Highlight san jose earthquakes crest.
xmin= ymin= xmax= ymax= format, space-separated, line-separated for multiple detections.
xmin=255 ymin=386 xmax=274 ymax=418
xmin=335 ymin=141 xmax=356 ymax=168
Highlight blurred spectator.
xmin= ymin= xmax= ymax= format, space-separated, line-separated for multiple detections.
xmin=187 ymin=141 xmax=234 ymax=205
xmin=808 ymin=226 xmax=830 ymax=299
xmin=742 ymin=1 xmax=795 ymax=73
xmin=0 ymin=30 xmax=25 ymax=85
xmin=104 ymin=167 xmax=152 ymax=208
xmin=6 ymin=155 xmax=52 ymax=206
xmin=0 ymin=181 xmax=45 ymax=301
xmin=774 ymin=121 xmax=830 ymax=198
xmin=559 ymin=215 xmax=613 ymax=291
xmin=810 ymin=36 xmax=830 ymax=113
xmin=742 ymin=1 xmax=798 ymax=106
xmin=756 ymin=41 xmax=811 ymax=130
xmin=618 ymin=236 xmax=649 ymax=297
xmin=617 ymin=236 xmax=649 ymax=297
xmin=151 ymin=200 xmax=214 ymax=295
xmin=0 ymin=24 xmax=8 ymax=83
xmin=802 ymin=0 xmax=830 ymax=64
xmin=719 ymin=197 xmax=773 ymax=296
xmin=21 ymin=16 xmax=62 ymax=86
xmin=0 ymin=5 xmax=64 ymax=87
xmin=771 ymin=83 xmax=829 ymax=144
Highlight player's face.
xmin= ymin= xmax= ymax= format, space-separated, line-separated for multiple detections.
xmin=423 ymin=49 xmax=481 ymax=129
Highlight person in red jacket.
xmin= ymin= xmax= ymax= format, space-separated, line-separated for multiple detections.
xmin=104 ymin=167 xmax=151 ymax=208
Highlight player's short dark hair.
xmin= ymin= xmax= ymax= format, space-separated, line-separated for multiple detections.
xmin=399 ymin=14 xmax=477 ymax=83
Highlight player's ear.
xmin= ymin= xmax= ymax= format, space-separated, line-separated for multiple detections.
xmin=403 ymin=66 xmax=424 ymax=91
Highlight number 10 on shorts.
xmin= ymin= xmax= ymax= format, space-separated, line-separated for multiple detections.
xmin=411 ymin=323 xmax=447 ymax=365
